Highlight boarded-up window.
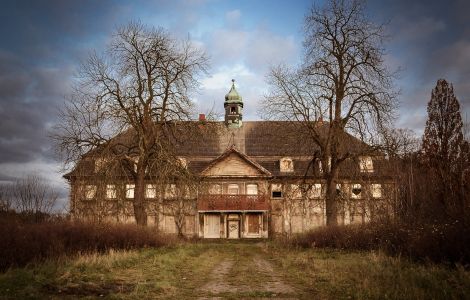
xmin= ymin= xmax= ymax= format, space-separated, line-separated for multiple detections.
xmin=126 ymin=184 xmax=135 ymax=199
xmin=371 ymin=184 xmax=382 ymax=198
xmin=106 ymin=184 xmax=117 ymax=199
xmin=84 ymin=185 xmax=96 ymax=199
xmin=246 ymin=184 xmax=258 ymax=195
xmin=145 ymin=184 xmax=156 ymax=198
xmin=359 ymin=156 xmax=374 ymax=172
xmin=227 ymin=184 xmax=239 ymax=195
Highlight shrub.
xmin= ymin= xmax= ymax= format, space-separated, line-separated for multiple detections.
xmin=290 ymin=220 xmax=470 ymax=265
xmin=0 ymin=218 xmax=175 ymax=271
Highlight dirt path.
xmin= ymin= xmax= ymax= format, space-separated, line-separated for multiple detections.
xmin=199 ymin=243 xmax=297 ymax=298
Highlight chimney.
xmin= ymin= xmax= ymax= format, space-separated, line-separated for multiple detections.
xmin=199 ymin=114 xmax=206 ymax=121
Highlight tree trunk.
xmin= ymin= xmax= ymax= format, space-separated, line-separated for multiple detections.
xmin=133 ymin=168 xmax=148 ymax=225
xmin=325 ymin=169 xmax=338 ymax=226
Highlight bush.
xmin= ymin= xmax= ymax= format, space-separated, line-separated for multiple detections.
xmin=0 ymin=218 xmax=175 ymax=271
xmin=290 ymin=220 xmax=470 ymax=265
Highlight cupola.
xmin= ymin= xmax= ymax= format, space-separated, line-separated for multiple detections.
xmin=224 ymin=79 xmax=243 ymax=128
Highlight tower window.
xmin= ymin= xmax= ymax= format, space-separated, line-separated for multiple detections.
xmin=231 ymin=107 xmax=237 ymax=114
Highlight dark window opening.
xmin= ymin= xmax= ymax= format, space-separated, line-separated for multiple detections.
xmin=231 ymin=107 xmax=237 ymax=114
xmin=272 ymin=191 xmax=282 ymax=198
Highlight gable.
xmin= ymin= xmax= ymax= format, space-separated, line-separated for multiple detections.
xmin=201 ymin=152 xmax=270 ymax=177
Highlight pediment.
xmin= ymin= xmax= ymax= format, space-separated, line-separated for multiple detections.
xmin=201 ymin=147 xmax=271 ymax=177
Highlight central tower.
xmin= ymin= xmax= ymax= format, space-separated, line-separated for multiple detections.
xmin=224 ymin=79 xmax=243 ymax=128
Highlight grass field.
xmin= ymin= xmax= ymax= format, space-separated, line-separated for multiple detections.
xmin=0 ymin=241 xmax=469 ymax=299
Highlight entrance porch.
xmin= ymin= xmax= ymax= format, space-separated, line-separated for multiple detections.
xmin=199 ymin=212 xmax=268 ymax=239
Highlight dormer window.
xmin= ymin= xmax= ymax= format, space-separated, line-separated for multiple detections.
xmin=359 ymin=156 xmax=374 ymax=173
xmin=280 ymin=157 xmax=294 ymax=172
xmin=94 ymin=157 xmax=107 ymax=172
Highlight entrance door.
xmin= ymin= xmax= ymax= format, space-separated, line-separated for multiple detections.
xmin=228 ymin=220 xmax=240 ymax=239
xmin=247 ymin=214 xmax=260 ymax=235
xmin=204 ymin=214 xmax=220 ymax=238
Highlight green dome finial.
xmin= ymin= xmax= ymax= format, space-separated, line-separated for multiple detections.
xmin=225 ymin=79 xmax=242 ymax=102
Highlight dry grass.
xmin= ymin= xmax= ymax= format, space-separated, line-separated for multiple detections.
xmin=0 ymin=218 xmax=175 ymax=271
xmin=0 ymin=241 xmax=469 ymax=299
xmin=290 ymin=220 xmax=470 ymax=265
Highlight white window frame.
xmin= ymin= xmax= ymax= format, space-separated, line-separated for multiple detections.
xmin=280 ymin=157 xmax=294 ymax=173
xmin=145 ymin=184 xmax=157 ymax=199
xmin=209 ymin=184 xmax=222 ymax=195
xmin=106 ymin=184 xmax=117 ymax=199
xmin=351 ymin=183 xmax=362 ymax=199
xmin=227 ymin=184 xmax=239 ymax=195
xmin=165 ymin=184 xmax=177 ymax=199
xmin=290 ymin=184 xmax=302 ymax=199
xmin=125 ymin=184 xmax=135 ymax=199
xmin=84 ymin=185 xmax=96 ymax=199
xmin=246 ymin=184 xmax=258 ymax=195
xmin=309 ymin=183 xmax=322 ymax=199
xmin=359 ymin=156 xmax=374 ymax=173
xmin=271 ymin=184 xmax=283 ymax=199
xmin=371 ymin=184 xmax=382 ymax=198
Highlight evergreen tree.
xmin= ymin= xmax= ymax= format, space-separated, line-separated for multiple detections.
xmin=422 ymin=79 xmax=463 ymax=172
xmin=422 ymin=79 xmax=466 ymax=215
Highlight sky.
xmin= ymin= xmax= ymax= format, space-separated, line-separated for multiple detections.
xmin=0 ymin=0 xmax=469 ymax=210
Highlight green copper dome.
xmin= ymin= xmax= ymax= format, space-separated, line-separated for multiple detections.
xmin=225 ymin=79 xmax=243 ymax=103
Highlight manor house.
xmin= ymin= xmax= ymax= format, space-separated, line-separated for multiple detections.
xmin=65 ymin=81 xmax=394 ymax=238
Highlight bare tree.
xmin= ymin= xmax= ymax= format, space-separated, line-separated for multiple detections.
xmin=0 ymin=183 xmax=13 ymax=212
xmin=13 ymin=175 xmax=58 ymax=216
xmin=261 ymin=0 xmax=396 ymax=225
xmin=53 ymin=21 xmax=209 ymax=225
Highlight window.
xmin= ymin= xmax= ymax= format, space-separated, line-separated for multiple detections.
xmin=145 ymin=184 xmax=157 ymax=198
xmin=318 ymin=157 xmax=331 ymax=173
xmin=351 ymin=184 xmax=362 ymax=199
xmin=94 ymin=157 xmax=107 ymax=172
xmin=84 ymin=185 xmax=96 ymax=199
xmin=106 ymin=184 xmax=117 ymax=199
xmin=246 ymin=184 xmax=258 ymax=195
xmin=271 ymin=184 xmax=283 ymax=198
xmin=227 ymin=184 xmax=239 ymax=195
xmin=126 ymin=184 xmax=135 ymax=199
xmin=280 ymin=157 xmax=294 ymax=172
xmin=230 ymin=106 xmax=237 ymax=114
xmin=178 ymin=157 xmax=188 ymax=169
xmin=371 ymin=184 xmax=382 ymax=198
xmin=290 ymin=184 xmax=302 ymax=199
xmin=336 ymin=184 xmax=342 ymax=196
xmin=359 ymin=156 xmax=374 ymax=173
xmin=209 ymin=184 xmax=222 ymax=194
xmin=309 ymin=183 xmax=322 ymax=199
xmin=165 ymin=184 xmax=177 ymax=199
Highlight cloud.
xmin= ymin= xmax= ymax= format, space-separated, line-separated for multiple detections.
xmin=226 ymin=9 xmax=241 ymax=23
